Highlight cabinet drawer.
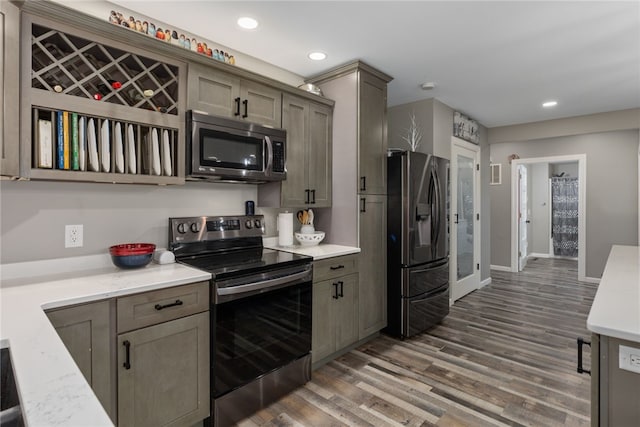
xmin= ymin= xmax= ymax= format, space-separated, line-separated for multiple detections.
xmin=117 ymin=282 xmax=209 ymax=333
xmin=313 ymin=254 xmax=359 ymax=282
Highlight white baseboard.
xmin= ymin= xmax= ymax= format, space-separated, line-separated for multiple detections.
xmin=583 ymin=276 xmax=601 ymax=284
xmin=528 ymin=252 xmax=550 ymax=259
xmin=490 ymin=264 xmax=512 ymax=272
xmin=480 ymin=277 xmax=492 ymax=288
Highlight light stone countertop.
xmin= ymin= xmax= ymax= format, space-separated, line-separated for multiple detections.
xmin=587 ymin=245 xmax=640 ymax=343
xmin=0 ymin=254 xmax=210 ymax=427
xmin=263 ymin=237 xmax=360 ymax=260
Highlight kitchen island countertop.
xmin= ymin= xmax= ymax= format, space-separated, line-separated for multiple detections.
xmin=587 ymin=245 xmax=640 ymax=343
xmin=263 ymin=237 xmax=360 ymax=260
xmin=0 ymin=254 xmax=210 ymax=427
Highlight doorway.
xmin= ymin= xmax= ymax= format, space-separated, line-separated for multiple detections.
xmin=450 ymin=137 xmax=481 ymax=303
xmin=510 ymin=155 xmax=587 ymax=281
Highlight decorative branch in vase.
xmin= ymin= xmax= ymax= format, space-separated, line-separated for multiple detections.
xmin=402 ymin=112 xmax=422 ymax=152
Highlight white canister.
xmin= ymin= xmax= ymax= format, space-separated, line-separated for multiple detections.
xmin=277 ymin=212 xmax=294 ymax=246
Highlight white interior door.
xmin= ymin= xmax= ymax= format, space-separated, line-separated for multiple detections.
xmin=518 ymin=165 xmax=529 ymax=270
xmin=450 ymin=138 xmax=480 ymax=303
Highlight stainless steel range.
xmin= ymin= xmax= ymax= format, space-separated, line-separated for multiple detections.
xmin=169 ymin=215 xmax=312 ymax=427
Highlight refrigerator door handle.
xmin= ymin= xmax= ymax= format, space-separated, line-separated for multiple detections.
xmin=410 ymin=285 xmax=448 ymax=303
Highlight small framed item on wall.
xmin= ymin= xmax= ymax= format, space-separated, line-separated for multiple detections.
xmin=453 ymin=111 xmax=480 ymax=144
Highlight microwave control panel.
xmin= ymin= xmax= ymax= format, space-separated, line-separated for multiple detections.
xmin=272 ymin=140 xmax=285 ymax=173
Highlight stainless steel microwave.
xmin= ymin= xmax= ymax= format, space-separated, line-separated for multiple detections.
xmin=186 ymin=110 xmax=286 ymax=183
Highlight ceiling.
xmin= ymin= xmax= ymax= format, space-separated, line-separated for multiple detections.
xmin=111 ymin=1 xmax=640 ymax=128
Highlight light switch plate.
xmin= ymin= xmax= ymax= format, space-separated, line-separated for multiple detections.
xmin=619 ymin=344 xmax=640 ymax=374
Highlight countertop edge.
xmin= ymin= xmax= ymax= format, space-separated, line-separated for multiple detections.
xmin=0 ymin=262 xmax=211 ymax=427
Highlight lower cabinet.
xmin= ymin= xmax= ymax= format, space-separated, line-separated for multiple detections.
xmin=588 ymin=333 xmax=640 ymax=426
xmin=117 ymin=312 xmax=209 ymax=427
xmin=312 ymin=255 xmax=359 ymax=365
xmin=47 ymin=281 xmax=210 ymax=427
xmin=358 ymin=194 xmax=387 ymax=339
xmin=116 ymin=282 xmax=210 ymax=427
xmin=46 ymin=300 xmax=116 ymax=422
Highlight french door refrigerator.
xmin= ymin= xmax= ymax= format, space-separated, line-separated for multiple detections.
xmin=385 ymin=150 xmax=450 ymax=338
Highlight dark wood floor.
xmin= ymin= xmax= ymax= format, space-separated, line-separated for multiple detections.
xmin=239 ymin=258 xmax=598 ymax=426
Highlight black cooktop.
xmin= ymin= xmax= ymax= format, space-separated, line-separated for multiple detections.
xmin=177 ymin=247 xmax=311 ymax=280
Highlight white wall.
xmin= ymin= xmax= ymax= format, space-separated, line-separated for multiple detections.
xmin=0 ymin=180 xmax=258 ymax=263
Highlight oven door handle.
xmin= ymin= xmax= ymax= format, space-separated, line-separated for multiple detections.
xmin=217 ymin=269 xmax=311 ymax=298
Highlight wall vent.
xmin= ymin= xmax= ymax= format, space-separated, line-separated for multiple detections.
xmin=490 ymin=163 xmax=502 ymax=185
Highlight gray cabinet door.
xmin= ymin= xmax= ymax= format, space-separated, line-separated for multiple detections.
xmin=280 ymin=93 xmax=333 ymax=208
xmin=240 ymin=79 xmax=282 ymax=128
xmin=118 ymin=311 xmax=209 ymax=427
xmin=312 ymin=273 xmax=359 ymax=364
xmin=312 ymin=278 xmax=335 ymax=363
xmin=1 ymin=1 xmax=20 ymax=177
xmin=358 ymin=72 xmax=388 ymax=195
xmin=281 ymin=94 xmax=309 ymax=206
xmin=187 ymin=63 xmax=240 ymax=118
xmin=47 ymin=300 xmax=116 ymax=422
xmin=188 ymin=63 xmax=281 ymax=128
xmin=359 ymin=194 xmax=387 ymax=338
xmin=308 ymin=102 xmax=333 ymax=207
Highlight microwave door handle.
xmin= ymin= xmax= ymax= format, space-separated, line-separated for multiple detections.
xmin=264 ymin=135 xmax=274 ymax=174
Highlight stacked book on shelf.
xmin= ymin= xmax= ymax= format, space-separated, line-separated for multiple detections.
xmin=33 ymin=108 xmax=176 ymax=177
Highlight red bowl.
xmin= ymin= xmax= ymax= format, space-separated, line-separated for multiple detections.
xmin=109 ymin=243 xmax=156 ymax=256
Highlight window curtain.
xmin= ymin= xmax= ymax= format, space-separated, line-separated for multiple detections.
xmin=551 ymin=177 xmax=579 ymax=257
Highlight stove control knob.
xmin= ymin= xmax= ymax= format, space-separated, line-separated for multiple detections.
xmin=177 ymin=223 xmax=187 ymax=234
xmin=190 ymin=222 xmax=201 ymax=233
xmin=245 ymin=219 xmax=253 ymax=229
xmin=254 ymin=219 xmax=262 ymax=229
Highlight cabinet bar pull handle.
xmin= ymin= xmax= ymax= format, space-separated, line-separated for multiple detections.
xmin=332 ymin=282 xmax=339 ymax=299
xmin=242 ymin=99 xmax=249 ymax=118
xmin=454 ymin=214 xmax=459 ymax=224
xmin=360 ymin=176 xmax=366 ymax=191
xmin=234 ymin=97 xmax=241 ymax=116
xmin=577 ymin=337 xmax=591 ymax=375
xmin=305 ymin=189 xmax=310 ymax=204
xmin=360 ymin=197 xmax=366 ymax=213
xmin=338 ymin=281 xmax=344 ymax=298
xmin=155 ymin=299 xmax=183 ymax=310
xmin=310 ymin=189 xmax=316 ymax=204
xmin=123 ymin=340 xmax=131 ymax=370
xmin=330 ymin=265 xmax=344 ymax=270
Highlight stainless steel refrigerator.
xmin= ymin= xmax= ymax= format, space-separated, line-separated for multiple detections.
xmin=385 ymin=150 xmax=449 ymax=338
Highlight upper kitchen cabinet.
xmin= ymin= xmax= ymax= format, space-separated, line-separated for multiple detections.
xmin=1 ymin=1 xmax=20 ymax=178
xmin=187 ymin=62 xmax=281 ymax=128
xmin=259 ymin=93 xmax=333 ymax=208
xmin=358 ymin=72 xmax=389 ymax=195
xmin=308 ymin=62 xmax=391 ymax=197
xmin=16 ymin=2 xmax=187 ymax=185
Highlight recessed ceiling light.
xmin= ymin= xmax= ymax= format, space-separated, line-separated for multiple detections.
xmin=308 ymin=52 xmax=327 ymax=61
xmin=542 ymin=100 xmax=558 ymax=108
xmin=237 ymin=17 xmax=258 ymax=30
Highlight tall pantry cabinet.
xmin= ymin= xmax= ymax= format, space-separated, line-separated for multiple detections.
xmin=307 ymin=61 xmax=392 ymax=340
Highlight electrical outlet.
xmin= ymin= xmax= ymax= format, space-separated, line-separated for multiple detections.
xmin=619 ymin=344 xmax=640 ymax=374
xmin=65 ymin=224 xmax=83 ymax=248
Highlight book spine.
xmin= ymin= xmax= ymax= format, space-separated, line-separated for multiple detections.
xmin=63 ymin=111 xmax=70 ymax=170
xmin=71 ymin=112 xmax=79 ymax=170
xmin=37 ymin=119 xmax=53 ymax=168
xmin=57 ymin=111 xmax=64 ymax=169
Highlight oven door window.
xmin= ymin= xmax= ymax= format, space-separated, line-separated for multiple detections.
xmin=200 ymin=128 xmax=263 ymax=171
xmin=212 ymin=281 xmax=311 ymax=397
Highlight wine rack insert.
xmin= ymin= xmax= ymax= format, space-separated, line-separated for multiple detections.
xmin=31 ymin=23 xmax=179 ymax=115
xmin=32 ymin=107 xmax=178 ymax=179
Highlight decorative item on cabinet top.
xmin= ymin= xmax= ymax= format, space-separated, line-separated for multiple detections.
xmin=32 ymin=107 xmax=177 ymax=177
xmin=107 ymin=9 xmax=236 ymax=65
xmin=31 ymin=23 xmax=179 ymax=115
